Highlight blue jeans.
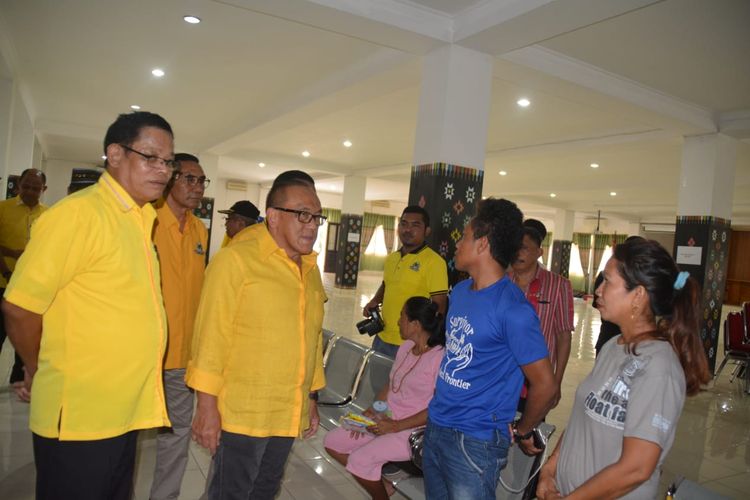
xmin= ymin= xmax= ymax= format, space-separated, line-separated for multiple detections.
xmin=372 ymin=335 xmax=400 ymax=358
xmin=422 ymin=420 xmax=510 ymax=500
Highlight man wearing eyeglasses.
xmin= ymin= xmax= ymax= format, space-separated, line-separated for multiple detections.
xmin=150 ymin=153 xmax=210 ymax=500
xmin=187 ymin=170 xmax=327 ymax=500
xmin=2 ymin=111 xmax=175 ymax=500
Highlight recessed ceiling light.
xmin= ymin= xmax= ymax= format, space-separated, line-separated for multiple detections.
xmin=101 ymin=155 xmax=107 ymax=160
xmin=302 ymin=150 xmax=310 ymax=157
xmin=151 ymin=68 xmax=165 ymax=78
xmin=343 ymin=140 xmax=352 ymax=148
xmin=499 ymin=170 xmax=507 ymax=176
xmin=590 ymin=163 xmax=599 ymax=168
xmin=258 ymin=162 xmax=266 ymax=168
xmin=517 ymin=98 xmax=531 ymax=108
xmin=550 ymin=193 xmax=557 ymax=198
xmin=183 ymin=15 xmax=201 ymax=24
xmin=610 ymin=191 xmax=617 ymax=196
xmin=130 ymin=104 xmax=141 ymax=110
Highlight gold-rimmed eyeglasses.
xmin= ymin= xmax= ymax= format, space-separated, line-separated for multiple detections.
xmin=119 ymin=144 xmax=178 ymax=172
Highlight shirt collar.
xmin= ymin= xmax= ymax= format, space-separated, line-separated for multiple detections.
xmin=100 ymin=171 xmax=138 ymax=213
xmin=399 ymin=242 xmax=428 ymax=256
xmin=255 ymin=223 xmax=319 ymax=273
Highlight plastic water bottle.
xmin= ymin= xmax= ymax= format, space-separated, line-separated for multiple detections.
xmin=373 ymin=400 xmax=392 ymax=419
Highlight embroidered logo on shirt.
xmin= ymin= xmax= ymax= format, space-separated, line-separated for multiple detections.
xmin=410 ymin=262 xmax=420 ymax=272
xmin=195 ymin=243 xmax=205 ymax=255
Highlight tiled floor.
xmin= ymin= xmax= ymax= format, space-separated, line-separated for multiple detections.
xmin=1 ymin=270 xmax=749 ymax=499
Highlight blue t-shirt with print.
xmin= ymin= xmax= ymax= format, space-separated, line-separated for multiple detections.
xmin=428 ymin=275 xmax=549 ymax=440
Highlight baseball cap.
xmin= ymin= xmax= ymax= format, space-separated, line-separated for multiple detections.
xmin=218 ymin=200 xmax=261 ymax=221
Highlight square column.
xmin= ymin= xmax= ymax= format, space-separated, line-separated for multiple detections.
xmin=550 ymin=209 xmax=575 ymax=277
xmin=334 ymin=176 xmax=366 ymax=289
xmin=674 ymin=133 xmax=737 ymax=373
xmin=410 ymin=45 xmax=493 ymax=286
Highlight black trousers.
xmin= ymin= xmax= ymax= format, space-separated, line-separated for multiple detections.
xmin=0 ymin=287 xmax=25 ymax=383
xmin=33 ymin=431 xmax=138 ymax=500
xmin=208 ymin=431 xmax=294 ymax=500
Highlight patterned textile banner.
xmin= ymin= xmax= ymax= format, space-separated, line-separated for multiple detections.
xmin=674 ymin=215 xmax=731 ymax=373
xmin=408 ymin=162 xmax=484 ymax=286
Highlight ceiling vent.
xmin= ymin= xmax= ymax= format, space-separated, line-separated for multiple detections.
xmin=226 ymin=180 xmax=247 ymax=191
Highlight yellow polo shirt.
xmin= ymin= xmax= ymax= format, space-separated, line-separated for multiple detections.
xmin=186 ymin=223 xmax=326 ymax=438
xmin=379 ymin=245 xmax=449 ymax=345
xmin=0 ymin=195 xmax=47 ymax=287
xmin=4 ymin=172 xmax=170 ymax=440
xmin=153 ymin=201 xmax=208 ymax=370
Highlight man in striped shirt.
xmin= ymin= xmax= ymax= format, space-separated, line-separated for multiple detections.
xmin=511 ymin=219 xmax=574 ymax=409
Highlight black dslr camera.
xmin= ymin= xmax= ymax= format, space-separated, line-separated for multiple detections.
xmin=356 ymin=308 xmax=384 ymax=336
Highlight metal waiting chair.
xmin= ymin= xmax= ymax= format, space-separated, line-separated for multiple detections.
xmin=713 ymin=311 xmax=750 ymax=390
xmin=317 ymin=337 xmax=371 ymax=429
xmin=318 ymin=349 xmax=394 ymax=430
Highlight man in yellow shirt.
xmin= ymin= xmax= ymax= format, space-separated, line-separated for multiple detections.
xmin=150 ymin=153 xmax=209 ymax=500
xmin=188 ymin=170 xmax=326 ymax=500
xmin=363 ymin=206 xmax=449 ymax=357
xmin=218 ymin=200 xmax=260 ymax=248
xmin=2 ymin=111 xmax=175 ymax=500
xmin=0 ymin=168 xmax=47 ymax=397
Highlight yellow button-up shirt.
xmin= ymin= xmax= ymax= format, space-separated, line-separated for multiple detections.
xmin=0 ymin=195 xmax=47 ymax=287
xmin=153 ymin=201 xmax=208 ymax=370
xmin=4 ymin=172 xmax=170 ymax=440
xmin=187 ymin=223 xmax=326 ymax=438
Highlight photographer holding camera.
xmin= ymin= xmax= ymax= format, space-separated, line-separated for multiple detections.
xmin=362 ymin=206 xmax=448 ymax=358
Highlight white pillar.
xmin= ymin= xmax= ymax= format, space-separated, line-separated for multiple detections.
xmin=341 ymin=175 xmax=366 ymax=215
xmin=413 ymin=44 xmax=493 ymax=171
xmin=553 ymin=209 xmax=575 ymax=241
xmin=678 ymin=133 xmax=737 ymax=219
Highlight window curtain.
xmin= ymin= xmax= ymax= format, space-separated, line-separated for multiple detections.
xmin=383 ymin=215 xmax=395 ymax=253
xmin=360 ymin=212 xmax=394 ymax=271
xmin=592 ymin=233 xmax=611 ymax=278
xmin=322 ymin=208 xmax=341 ymax=224
xmin=573 ymin=233 xmax=592 ymax=291
xmin=541 ymin=231 xmax=553 ymax=266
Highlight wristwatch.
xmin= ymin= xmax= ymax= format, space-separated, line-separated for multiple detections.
xmin=511 ymin=422 xmax=534 ymax=442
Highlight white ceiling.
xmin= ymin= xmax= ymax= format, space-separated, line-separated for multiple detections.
xmin=1 ymin=0 xmax=748 ymax=225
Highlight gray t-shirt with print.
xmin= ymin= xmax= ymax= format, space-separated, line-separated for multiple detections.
xmin=556 ymin=337 xmax=685 ymax=499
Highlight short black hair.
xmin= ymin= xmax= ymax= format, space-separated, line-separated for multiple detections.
xmin=103 ymin=112 xmax=173 ymax=166
xmin=471 ymin=198 xmax=524 ymax=269
xmin=266 ymin=170 xmax=316 ymax=208
xmin=20 ymin=168 xmax=46 ymax=185
xmin=402 ymin=205 xmax=430 ymax=227
xmin=174 ymin=152 xmax=199 ymax=166
xmin=522 ymin=219 xmax=547 ymax=247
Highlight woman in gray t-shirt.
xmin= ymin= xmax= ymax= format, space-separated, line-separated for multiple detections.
xmin=537 ymin=239 xmax=710 ymax=499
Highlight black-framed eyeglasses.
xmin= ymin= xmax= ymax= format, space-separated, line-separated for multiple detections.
xmin=119 ymin=144 xmax=178 ymax=172
xmin=174 ymin=172 xmax=210 ymax=189
xmin=271 ymin=207 xmax=327 ymax=226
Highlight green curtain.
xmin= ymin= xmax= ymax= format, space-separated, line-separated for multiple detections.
xmin=541 ymin=231 xmax=553 ymax=265
xmin=359 ymin=212 xmax=394 ymax=272
xmin=613 ymin=234 xmax=628 ymax=246
xmin=322 ymin=208 xmax=341 ymax=224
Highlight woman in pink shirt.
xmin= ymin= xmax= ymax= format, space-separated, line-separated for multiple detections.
xmin=324 ymin=296 xmax=445 ymax=500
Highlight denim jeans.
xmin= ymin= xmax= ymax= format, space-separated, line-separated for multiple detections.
xmin=422 ymin=420 xmax=510 ymax=500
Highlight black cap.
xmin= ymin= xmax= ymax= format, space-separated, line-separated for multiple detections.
xmin=523 ymin=219 xmax=547 ymax=246
xmin=218 ymin=200 xmax=260 ymax=221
